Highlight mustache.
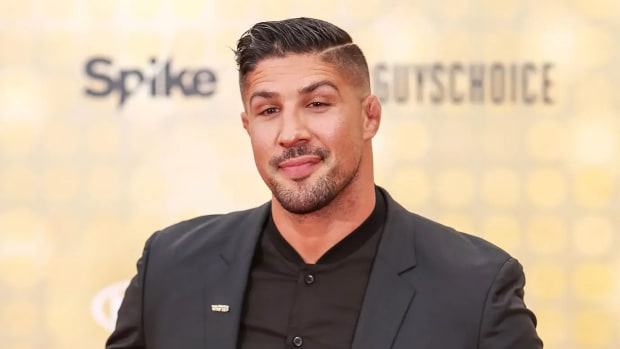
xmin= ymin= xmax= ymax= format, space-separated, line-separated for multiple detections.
xmin=270 ymin=144 xmax=330 ymax=167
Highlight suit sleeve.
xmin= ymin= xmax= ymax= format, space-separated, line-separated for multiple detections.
xmin=105 ymin=232 xmax=157 ymax=349
xmin=478 ymin=258 xmax=543 ymax=349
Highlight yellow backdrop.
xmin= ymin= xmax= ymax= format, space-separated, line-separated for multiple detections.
xmin=0 ymin=0 xmax=618 ymax=348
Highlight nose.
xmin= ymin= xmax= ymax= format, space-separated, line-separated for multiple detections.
xmin=277 ymin=109 xmax=310 ymax=148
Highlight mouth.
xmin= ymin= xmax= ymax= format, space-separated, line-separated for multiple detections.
xmin=278 ymin=155 xmax=322 ymax=180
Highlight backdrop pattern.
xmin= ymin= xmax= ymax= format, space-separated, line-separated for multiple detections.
xmin=0 ymin=1 xmax=619 ymax=348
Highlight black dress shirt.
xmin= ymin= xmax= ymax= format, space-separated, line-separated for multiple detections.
xmin=238 ymin=189 xmax=386 ymax=349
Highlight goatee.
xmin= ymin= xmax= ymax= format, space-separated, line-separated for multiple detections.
xmin=267 ymin=144 xmax=359 ymax=214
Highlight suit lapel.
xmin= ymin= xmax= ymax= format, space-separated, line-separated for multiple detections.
xmin=203 ymin=203 xmax=270 ymax=349
xmin=351 ymin=259 xmax=416 ymax=349
xmin=352 ymin=188 xmax=418 ymax=349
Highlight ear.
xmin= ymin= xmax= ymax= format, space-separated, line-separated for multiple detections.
xmin=361 ymin=95 xmax=382 ymax=140
xmin=241 ymin=111 xmax=249 ymax=134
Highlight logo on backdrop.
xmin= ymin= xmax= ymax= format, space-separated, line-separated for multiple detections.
xmin=83 ymin=57 xmax=218 ymax=108
xmin=372 ymin=62 xmax=554 ymax=105
xmin=91 ymin=280 xmax=130 ymax=332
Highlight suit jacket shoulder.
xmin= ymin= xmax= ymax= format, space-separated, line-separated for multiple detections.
xmin=368 ymin=187 xmax=541 ymax=349
xmin=408 ymin=210 xmax=512 ymax=278
xmin=106 ymin=203 xmax=270 ymax=349
xmin=379 ymin=187 xmax=512 ymax=280
xmin=147 ymin=203 xmax=270 ymax=264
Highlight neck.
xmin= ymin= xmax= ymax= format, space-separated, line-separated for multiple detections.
xmin=271 ymin=179 xmax=376 ymax=264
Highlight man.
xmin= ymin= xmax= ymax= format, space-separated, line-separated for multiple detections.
xmin=106 ymin=18 xmax=542 ymax=349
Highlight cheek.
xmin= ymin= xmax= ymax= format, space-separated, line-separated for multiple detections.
xmin=320 ymin=111 xmax=364 ymax=146
xmin=248 ymin=126 xmax=275 ymax=160
xmin=313 ymin=107 xmax=360 ymax=138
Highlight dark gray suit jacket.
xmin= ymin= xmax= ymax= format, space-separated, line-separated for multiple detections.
xmin=106 ymin=188 xmax=542 ymax=348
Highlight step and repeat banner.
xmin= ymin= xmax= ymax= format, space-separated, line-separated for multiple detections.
xmin=1 ymin=0 xmax=619 ymax=348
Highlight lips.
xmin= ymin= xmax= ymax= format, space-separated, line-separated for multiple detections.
xmin=278 ymin=155 xmax=321 ymax=180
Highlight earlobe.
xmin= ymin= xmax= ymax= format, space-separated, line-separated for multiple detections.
xmin=362 ymin=95 xmax=382 ymax=139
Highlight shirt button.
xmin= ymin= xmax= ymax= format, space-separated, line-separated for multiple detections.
xmin=304 ymin=274 xmax=315 ymax=285
xmin=292 ymin=336 xmax=303 ymax=347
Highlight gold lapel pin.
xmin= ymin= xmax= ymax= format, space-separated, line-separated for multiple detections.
xmin=210 ymin=304 xmax=230 ymax=312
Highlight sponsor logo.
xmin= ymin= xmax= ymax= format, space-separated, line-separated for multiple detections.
xmin=91 ymin=280 xmax=130 ymax=332
xmin=83 ymin=56 xmax=217 ymax=108
xmin=372 ymin=62 xmax=554 ymax=105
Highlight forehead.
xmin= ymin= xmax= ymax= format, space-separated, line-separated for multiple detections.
xmin=242 ymin=54 xmax=349 ymax=98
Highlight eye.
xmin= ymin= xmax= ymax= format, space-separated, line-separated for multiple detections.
xmin=308 ymin=101 xmax=329 ymax=108
xmin=258 ymin=107 xmax=279 ymax=116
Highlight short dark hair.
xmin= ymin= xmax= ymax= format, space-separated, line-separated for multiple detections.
xmin=234 ymin=17 xmax=370 ymax=91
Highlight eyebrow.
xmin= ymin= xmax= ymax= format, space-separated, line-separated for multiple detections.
xmin=248 ymin=80 xmax=340 ymax=105
xmin=249 ymin=91 xmax=278 ymax=105
xmin=299 ymin=80 xmax=340 ymax=95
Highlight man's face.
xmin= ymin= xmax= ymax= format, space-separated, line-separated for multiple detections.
xmin=241 ymin=53 xmax=377 ymax=214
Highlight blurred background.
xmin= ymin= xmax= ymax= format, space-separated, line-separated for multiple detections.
xmin=0 ymin=0 xmax=618 ymax=348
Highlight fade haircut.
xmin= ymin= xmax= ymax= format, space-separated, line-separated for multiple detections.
xmin=234 ymin=17 xmax=370 ymax=93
